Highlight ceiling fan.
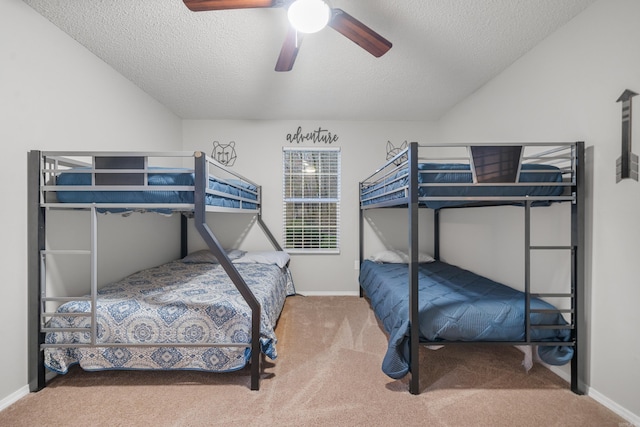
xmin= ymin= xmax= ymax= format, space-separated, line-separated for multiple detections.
xmin=182 ymin=0 xmax=393 ymax=71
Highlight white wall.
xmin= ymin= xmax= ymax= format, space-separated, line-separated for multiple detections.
xmin=3 ymin=0 xmax=639 ymax=424
xmin=182 ymin=120 xmax=440 ymax=294
xmin=0 ymin=0 xmax=182 ymax=407
xmin=438 ymin=0 xmax=640 ymax=422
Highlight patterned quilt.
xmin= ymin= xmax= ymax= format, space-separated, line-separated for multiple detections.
xmin=44 ymin=261 xmax=295 ymax=374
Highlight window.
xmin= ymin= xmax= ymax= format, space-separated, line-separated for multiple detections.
xmin=283 ymin=147 xmax=340 ymax=253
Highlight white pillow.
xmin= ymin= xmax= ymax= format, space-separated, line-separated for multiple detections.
xmin=414 ymin=251 xmax=435 ymax=263
xmin=369 ymin=249 xmax=407 ymax=263
xmin=233 ymin=251 xmax=290 ymax=268
xmin=369 ymin=249 xmax=435 ymax=264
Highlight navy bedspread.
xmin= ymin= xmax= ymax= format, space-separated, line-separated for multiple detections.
xmin=359 ymin=260 xmax=573 ymax=379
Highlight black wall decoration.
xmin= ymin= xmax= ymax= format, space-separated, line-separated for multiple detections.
xmin=286 ymin=126 xmax=339 ymax=144
xmin=616 ymin=89 xmax=639 ymax=182
xmin=211 ymin=141 xmax=237 ymax=167
xmin=386 ymin=140 xmax=408 ymax=165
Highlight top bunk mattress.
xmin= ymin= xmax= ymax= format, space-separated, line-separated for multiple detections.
xmin=360 ymin=163 xmax=564 ymax=209
xmin=54 ymin=168 xmax=258 ymax=210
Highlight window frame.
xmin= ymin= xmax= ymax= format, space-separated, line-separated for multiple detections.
xmin=282 ymin=146 xmax=341 ymax=254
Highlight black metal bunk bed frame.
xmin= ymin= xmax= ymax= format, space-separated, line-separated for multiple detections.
xmin=27 ymin=150 xmax=281 ymax=392
xmin=358 ymin=141 xmax=585 ymax=395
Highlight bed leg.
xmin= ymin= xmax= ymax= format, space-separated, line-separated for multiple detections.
xmin=250 ymin=347 xmax=260 ymax=391
xmin=409 ymin=375 xmax=420 ymax=395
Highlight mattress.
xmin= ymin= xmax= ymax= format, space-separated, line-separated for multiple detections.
xmin=360 ymin=163 xmax=564 ymax=209
xmin=44 ymin=260 xmax=295 ymax=374
xmin=55 ymin=169 xmax=258 ymax=210
xmin=359 ymin=260 xmax=573 ymax=380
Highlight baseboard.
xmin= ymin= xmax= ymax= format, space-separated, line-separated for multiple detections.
xmin=587 ymin=386 xmax=640 ymax=426
xmin=294 ymin=291 xmax=360 ymax=297
xmin=0 ymin=385 xmax=29 ymax=413
xmin=543 ymin=359 xmax=638 ymax=426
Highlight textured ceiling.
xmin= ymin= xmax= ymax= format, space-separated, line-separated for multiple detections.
xmin=22 ymin=0 xmax=596 ymax=121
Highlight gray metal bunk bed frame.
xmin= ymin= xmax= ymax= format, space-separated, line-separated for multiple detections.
xmin=27 ymin=150 xmax=282 ymax=392
xmin=358 ymin=141 xmax=585 ymax=395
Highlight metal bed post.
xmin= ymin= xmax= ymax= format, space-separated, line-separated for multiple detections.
xmin=524 ymin=201 xmax=532 ymax=344
xmin=28 ymin=150 xmax=46 ymax=392
xmin=180 ymin=214 xmax=188 ymax=258
xmin=572 ymin=141 xmax=585 ymax=394
xmin=433 ymin=209 xmax=440 ymax=261
xmin=359 ymin=185 xmax=365 ymax=298
xmin=192 ymin=152 xmax=262 ymax=390
xmin=408 ymin=142 xmax=420 ymax=394
xmin=90 ymin=207 xmax=98 ymax=346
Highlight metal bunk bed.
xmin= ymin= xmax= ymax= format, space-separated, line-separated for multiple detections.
xmin=27 ymin=150 xmax=283 ymax=392
xmin=358 ymin=141 xmax=585 ymax=395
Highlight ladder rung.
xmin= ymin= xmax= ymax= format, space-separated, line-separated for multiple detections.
xmin=534 ymin=341 xmax=575 ymax=346
xmin=41 ymin=250 xmax=91 ymax=255
xmin=531 ymin=308 xmax=574 ymax=314
xmin=532 ymin=293 xmax=573 ymax=298
xmin=529 ymin=246 xmax=573 ymax=250
xmin=42 ymin=297 xmax=91 ymax=302
xmin=41 ymin=343 xmax=92 ymax=349
xmin=41 ymin=327 xmax=91 ymax=333
xmin=42 ymin=312 xmax=90 ymax=317
xmin=531 ymin=324 xmax=575 ymax=330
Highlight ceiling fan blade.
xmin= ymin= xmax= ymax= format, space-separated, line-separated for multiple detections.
xmin=183 ymin=0 xmax=277 ymax=12
xmin=328 ymin=8 xmax=392 ymax=58
xmin=275 ymin=27 xmax=303 ymax=72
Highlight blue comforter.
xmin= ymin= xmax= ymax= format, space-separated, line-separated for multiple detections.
xmin=359 ymin=260 xmax=573 ymax=379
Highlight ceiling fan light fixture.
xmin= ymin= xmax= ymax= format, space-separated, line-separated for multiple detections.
xmin=287 ymin=0 xmax=331 ymax=34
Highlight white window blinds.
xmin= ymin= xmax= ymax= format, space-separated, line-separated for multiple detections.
xmin=282 ymin=147 xmax=340 ymax=253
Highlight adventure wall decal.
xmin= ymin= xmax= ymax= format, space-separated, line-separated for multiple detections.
xmin=286 ymin=126 xmax=339 ymax=144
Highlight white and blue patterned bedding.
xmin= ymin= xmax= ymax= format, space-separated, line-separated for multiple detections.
xmin=44 ymin=260 xmax=295 ymax=374
xmin=359 ymin=260 xmax=573 ymax=380
xmin=55 ymin=169 xmax=258 ymax=210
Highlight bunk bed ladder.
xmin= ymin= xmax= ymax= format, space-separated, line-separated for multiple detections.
xmin=39 ymin=208 xmax=100 ymax=346
xmin=524 ymin=199 xmax=576 ymax=336
xmin=523 ymin=140 xmax=584 ymax=395
xmin=29 ymin=151 xmax=100 ymax=391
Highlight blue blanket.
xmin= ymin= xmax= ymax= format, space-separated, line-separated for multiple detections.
xmin=359 ymin=260 xmax=573 ymax=379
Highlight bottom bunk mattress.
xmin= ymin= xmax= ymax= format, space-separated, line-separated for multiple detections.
xmin=359 ymin=260 xmax=574 ymax=380
xmin=44 ymin=259 xmax=295 ymax=374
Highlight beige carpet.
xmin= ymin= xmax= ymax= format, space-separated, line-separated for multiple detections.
xmin=0 ymin=295 xmax=628 ymax=426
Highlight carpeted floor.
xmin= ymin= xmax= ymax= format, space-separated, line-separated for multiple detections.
xmin=0 ymin=295 xmax=628 ymax=426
